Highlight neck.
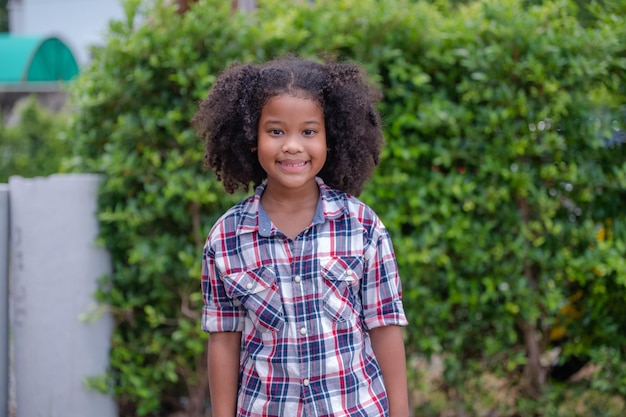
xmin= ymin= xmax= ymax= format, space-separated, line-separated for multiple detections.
xmin=260 ymin=180 xmax=320 ymax=240
xmin=261 ymin=181 xmax=320 ymax=212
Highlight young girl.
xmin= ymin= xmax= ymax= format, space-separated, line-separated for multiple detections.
xmin=192 ymin=57 xmax=409 ymax=417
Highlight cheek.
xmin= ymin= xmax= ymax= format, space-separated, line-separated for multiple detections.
xmin=316 ymin=137 xmax=328 ymax=161
xmin=256 ymin=140 xmax=275 ymax=171
xmin=318 ymin=144 xmax=328 ymax=160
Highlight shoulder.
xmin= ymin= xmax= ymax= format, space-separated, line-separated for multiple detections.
xmin=321 ymin=182 xmax=381 ymax=227
xmin=205 ymin=194 xmax=257 ymax=246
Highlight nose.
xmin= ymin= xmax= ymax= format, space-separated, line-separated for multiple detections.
xmin=281 ymin=134 xmax=302 ymax=153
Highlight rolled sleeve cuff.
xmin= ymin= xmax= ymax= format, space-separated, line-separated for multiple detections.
xmin=202 ymin=305 xmax=245 ymax=333
xmin=363 ymin=300 xmax=409 ymax=330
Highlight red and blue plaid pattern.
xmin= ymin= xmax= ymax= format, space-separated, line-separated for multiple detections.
xmin=202 ymin=178 xmax=408 ymax=417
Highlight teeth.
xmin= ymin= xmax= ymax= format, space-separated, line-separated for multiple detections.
xmin=282 ymin=162 xmax=306 ymax=167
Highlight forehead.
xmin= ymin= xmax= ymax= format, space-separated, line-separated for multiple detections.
xmin=260 ymin=94 xmax=323 ymax=121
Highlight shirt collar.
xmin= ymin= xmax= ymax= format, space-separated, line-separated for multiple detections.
xmin=235 ymin=177 xmax=348 ymax=237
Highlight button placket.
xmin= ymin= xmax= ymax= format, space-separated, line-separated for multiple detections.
xmin=293 ymin=226 xmax=317 ymax=403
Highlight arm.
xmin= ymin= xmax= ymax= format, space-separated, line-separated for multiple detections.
xmin=207 ymin=331 xmax=242 ymax=417
xmin=370 ymin=325 xmax=410 ymax=417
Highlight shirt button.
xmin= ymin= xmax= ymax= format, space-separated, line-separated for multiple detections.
xmin=246 ymin=282 xmax=253 ymax=290
xmin=300 ymin=327 xmax=307 ymax=335
xmin=346 ymin=268 xmax=353 ymax=276
xmin=294 ymin=275 xmax=301 ymax=283
xmin=303 ymin=379 xmax=310 ymax=386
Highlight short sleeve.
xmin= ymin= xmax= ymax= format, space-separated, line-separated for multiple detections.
xmin=201 ymin=243 xmax=245 ymax=333
xmin=360 ymin=217 xmax=408 ymax=330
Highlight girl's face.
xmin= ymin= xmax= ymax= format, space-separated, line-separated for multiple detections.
xmin=257 ymin=94 xmax=327 ymax=195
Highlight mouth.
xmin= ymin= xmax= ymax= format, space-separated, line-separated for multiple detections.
xmin=277 ymin=160 xmax=309 ymax=172
xmin=279 ymin=161 xmax=308 ymax=167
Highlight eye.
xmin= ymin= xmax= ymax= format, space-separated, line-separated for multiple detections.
xmin=268 ymin=129 xmax=283 ymax=136
xmin=303 ymin=129 xmax=316 ymax=136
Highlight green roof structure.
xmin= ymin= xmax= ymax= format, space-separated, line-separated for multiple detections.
xmin=0 ymin=34 xmax=79 ymax=85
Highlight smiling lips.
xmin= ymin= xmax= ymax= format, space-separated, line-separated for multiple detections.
xmin=278 ymin=160 xmax=309 ymax=172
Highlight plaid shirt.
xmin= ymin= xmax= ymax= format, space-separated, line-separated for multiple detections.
xmin=202 ymin=178 xmax=408 ymax=417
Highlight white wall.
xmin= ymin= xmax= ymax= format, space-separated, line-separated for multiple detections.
xmin=8 ymin=0 xmax=125 ymax=64
xmin=8 ymin=174 xmax=117 ymax=417
xmin=0 ymin=184 xmax=9 ymax=417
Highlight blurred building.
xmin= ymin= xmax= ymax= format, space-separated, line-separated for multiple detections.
xmin=1 ymin=0 xmax=257 ymax=116
xmin=7 ymin=0 xmax=124 ymax=65
xmin=1 ymin=0 xmax=123 ymax=117
xmin=0 ymin=33 xmax=78 ymax=113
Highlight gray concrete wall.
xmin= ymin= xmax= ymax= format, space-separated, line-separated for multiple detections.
xmin=0 ymin=184 xmax=9 ymax=417
xmin=8 ymin=174 xmax=117 ymax=417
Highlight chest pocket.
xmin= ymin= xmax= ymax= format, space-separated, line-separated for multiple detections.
xmin=320 ymin=256 xmax=363 ymax=324
xmin=222 ymin=266 xmax=284 ymax=333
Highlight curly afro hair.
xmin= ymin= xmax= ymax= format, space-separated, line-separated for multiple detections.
xmin=191 ymin=56 xmax=384 ymax=197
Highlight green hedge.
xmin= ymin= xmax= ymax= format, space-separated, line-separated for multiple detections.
xmin=0 ymin=96 xmax=70 ymax=183
xmin=69 ymin=0 xmax=626 ymax=415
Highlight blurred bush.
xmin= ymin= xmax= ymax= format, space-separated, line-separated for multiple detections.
xmin=68 ymin=0 xmax=626 ymax=415
xmin=0 ymin=96 xmax=70 ymax=182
